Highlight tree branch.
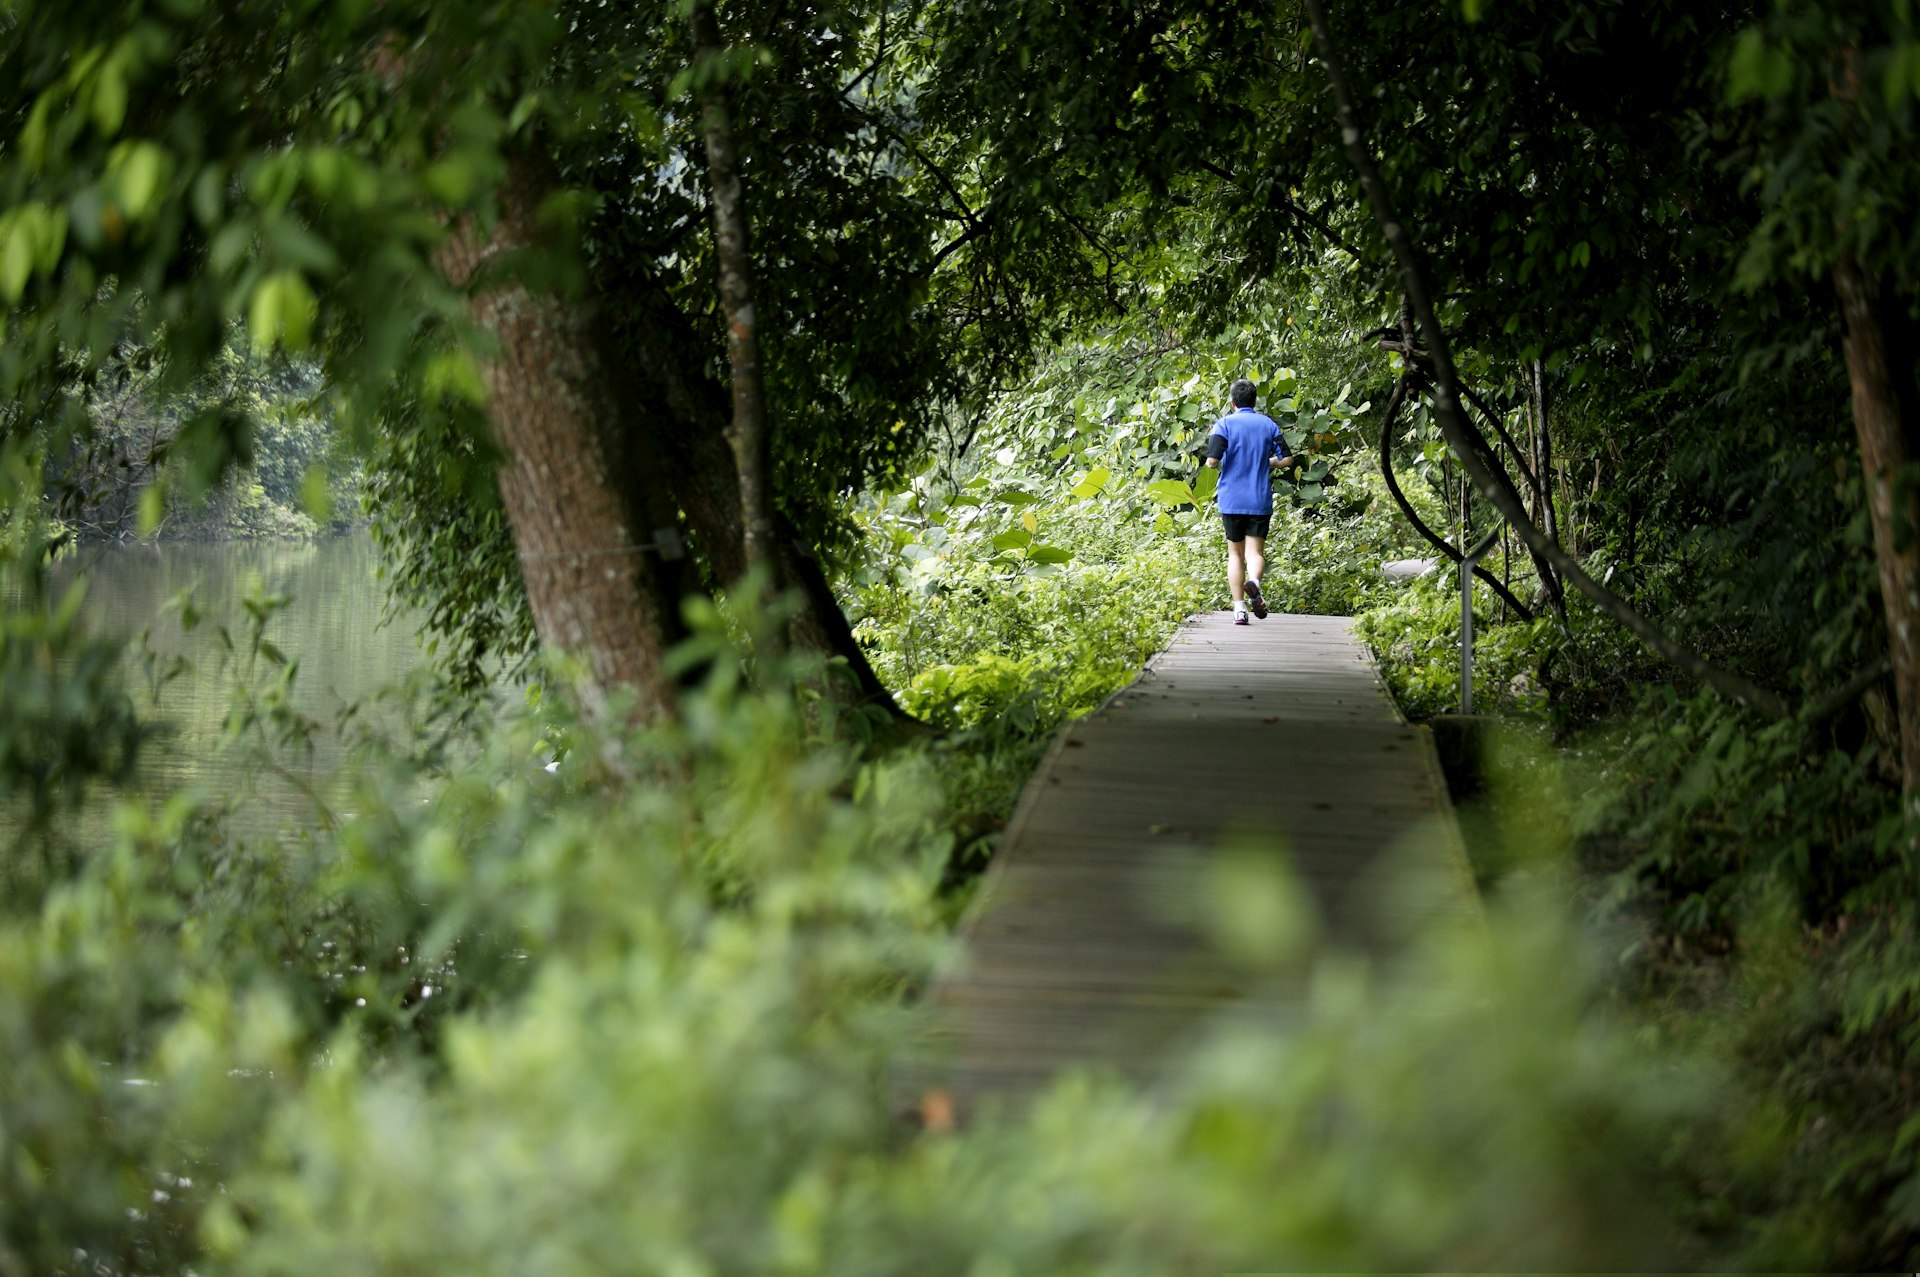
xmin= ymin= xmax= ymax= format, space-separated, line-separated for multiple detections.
xmin=1377 ymin=375 xmax=1535 ymax=620
xmin=1459 ymin=378 xmax=1566 ymax=620
xmin=1802 ymin=657 xmax=1894 ymax=727
xmin=1307 ymin=0 xmax=1792 ymax=718
xmin=1196 ymin=157 xmax=1365 ymax=260
xmin=1459 ymin=382 xmax=1539 ymax=495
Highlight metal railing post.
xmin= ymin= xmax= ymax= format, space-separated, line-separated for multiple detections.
xmin=1460 ymin=527 xmax=1499 ymax=714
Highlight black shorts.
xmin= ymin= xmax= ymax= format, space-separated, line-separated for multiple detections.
xmin=1220 ymin=513 xmax=1271 ymax=543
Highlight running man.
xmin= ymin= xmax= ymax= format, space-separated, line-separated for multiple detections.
xmin=1205 ymin=377 xmax=1296 ymax=625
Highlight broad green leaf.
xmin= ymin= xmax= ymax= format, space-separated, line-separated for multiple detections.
xmin=1728 ymin=28 xmax=1791 ymax=101
xmin=299 ymin=464 xmax=333 ymax=523
xmin=106 ymin=141 xmax=173 ymax=220
xmin=995 ymin=488 xmax=1038 ymax=507
xmin=1145 ymin=478 xmax=1195 ymax=507
xmin=1194 ymin=465 xmax=1219 ymax=505
xmin=0 ymin=218 xmax=35 ymax=301
xmin=137 ymin=483 xmax=165 ymax=535
xmin=91 ymin=53 xmax=129 ymax=135
xmin=0 ymin=204 xmax=67 ymax=300
xmin=1070 ymin=465 xmax=1111 ymax=498
xmin=1027 ymin=544 xmax=1072 ymax=564
xmin=248 ymin=269 xmax=318 ymax=354
xmin=991 ymin=529 xmax=1032 ymax=551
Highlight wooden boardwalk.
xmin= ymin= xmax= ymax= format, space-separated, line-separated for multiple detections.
xmin=905 ymin=610 xmax=1474 ymax=1120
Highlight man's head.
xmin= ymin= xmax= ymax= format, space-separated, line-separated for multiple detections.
xmin=1229 ymin=378 xmax=1257 ymax=408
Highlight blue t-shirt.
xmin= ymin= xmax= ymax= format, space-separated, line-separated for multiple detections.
xmin=1208 ymin=408 xmax=1286 ymax=515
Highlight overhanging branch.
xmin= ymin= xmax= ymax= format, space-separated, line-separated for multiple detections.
xmin=1306 ymin=0 xmax=1794 ymax=719
xmin=1376 ymin=375 xmax=1535 ymax=620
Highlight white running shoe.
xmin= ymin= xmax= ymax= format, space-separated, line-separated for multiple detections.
xmin=1245 ymin=577 xmax=1268 ymax=619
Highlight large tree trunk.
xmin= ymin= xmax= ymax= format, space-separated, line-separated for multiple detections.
xmin=436 ymin=149 xmax=682 ymax=723
xmin=1835 ymin=256 xmax=1920 ymax=794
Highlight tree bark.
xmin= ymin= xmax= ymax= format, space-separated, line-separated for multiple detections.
xmin=436 ymin=149 xmax=681 ymax=723
xmin=690 ymin=1 xmax=777 ymax=592
xmin=1835 ymin=256 xmax=1920 ymax=793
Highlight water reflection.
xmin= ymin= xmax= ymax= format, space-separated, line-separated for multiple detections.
xmin=26 ymin=535 xmax=428 ymax=841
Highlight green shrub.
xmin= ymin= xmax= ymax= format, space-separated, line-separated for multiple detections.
xmin=1357 ymin=570 xmax=1559 ymax=720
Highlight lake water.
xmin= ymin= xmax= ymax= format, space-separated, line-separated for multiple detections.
xmin=28 ymin=535 xmax=432 ymax=841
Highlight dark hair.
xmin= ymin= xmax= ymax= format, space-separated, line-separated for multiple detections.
xmin=1229 ymin=378 xmax=1257 ymax=408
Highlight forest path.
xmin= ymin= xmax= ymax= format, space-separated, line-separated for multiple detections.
xmin=903 ymin=610 xmax=1475 ymax=1124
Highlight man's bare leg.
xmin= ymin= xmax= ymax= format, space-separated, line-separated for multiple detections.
xmin=1243 ymin=534 xmax=1270 ymax=617
xmin=1226 ymin=540 xmax=1247 ymax=604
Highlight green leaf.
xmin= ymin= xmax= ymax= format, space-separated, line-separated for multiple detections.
xmin=106 ymin=141 xmax=172 ymax=220
xmin=299 ymin=464 xmax=333 ymax=523
xmin=991 ymin=529 xmax=1032 ymax=552
xmin=248 ymin=270 xmax=318 ymax=354
xmin=994 ymin=489 xmax=1039 ymax=507
xmin=1027 ymin=544 xmax=1073 ymax=564
xmin=137 ymin=483 xmax=165 ymax=535
xmin=423 ymin=349 xmax=487 ymax=405
xmin=1728 ymin=28 xmax=1792 ymax=101
xmin=1885 ymin=41 xmax=1920 ymax=107
xmin=1145 ymin=478 xmax=1195 ymax=508
xmin=0 ymin=219 xmax=34 ymax=302
xmin=1070 ymin=465 xmax=1111 ymax=499
xmin=1193 ymin=465 xmax=1219 ymax=505
xmin=0 ymin=204 xmax=68 ymax=301
xmin=91 ymin=54 xmax=129 ymax=135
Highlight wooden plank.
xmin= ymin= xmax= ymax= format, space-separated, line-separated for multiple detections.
xmin=899 ymin=611 xmax=1473 ymax=1122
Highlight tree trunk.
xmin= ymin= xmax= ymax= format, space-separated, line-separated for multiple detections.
xmin=1835 ymin=256 xmax=1920 ymax=794
xmin=594 ymin=266 xmax=915 ymax=717
xmin=690 ymin=1 xmax=777 ymax=592
xmin=436 ymin=149 xmax=682 ymax=723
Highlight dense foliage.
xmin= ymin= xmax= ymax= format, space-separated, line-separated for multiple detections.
xmin=0 ymin=591 xmax=1787 ymax=1274
xmin=4 ymin=0 xmax=1920 ymax=1271
xmin=48 ymin=343 xmax=359 ymax=542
